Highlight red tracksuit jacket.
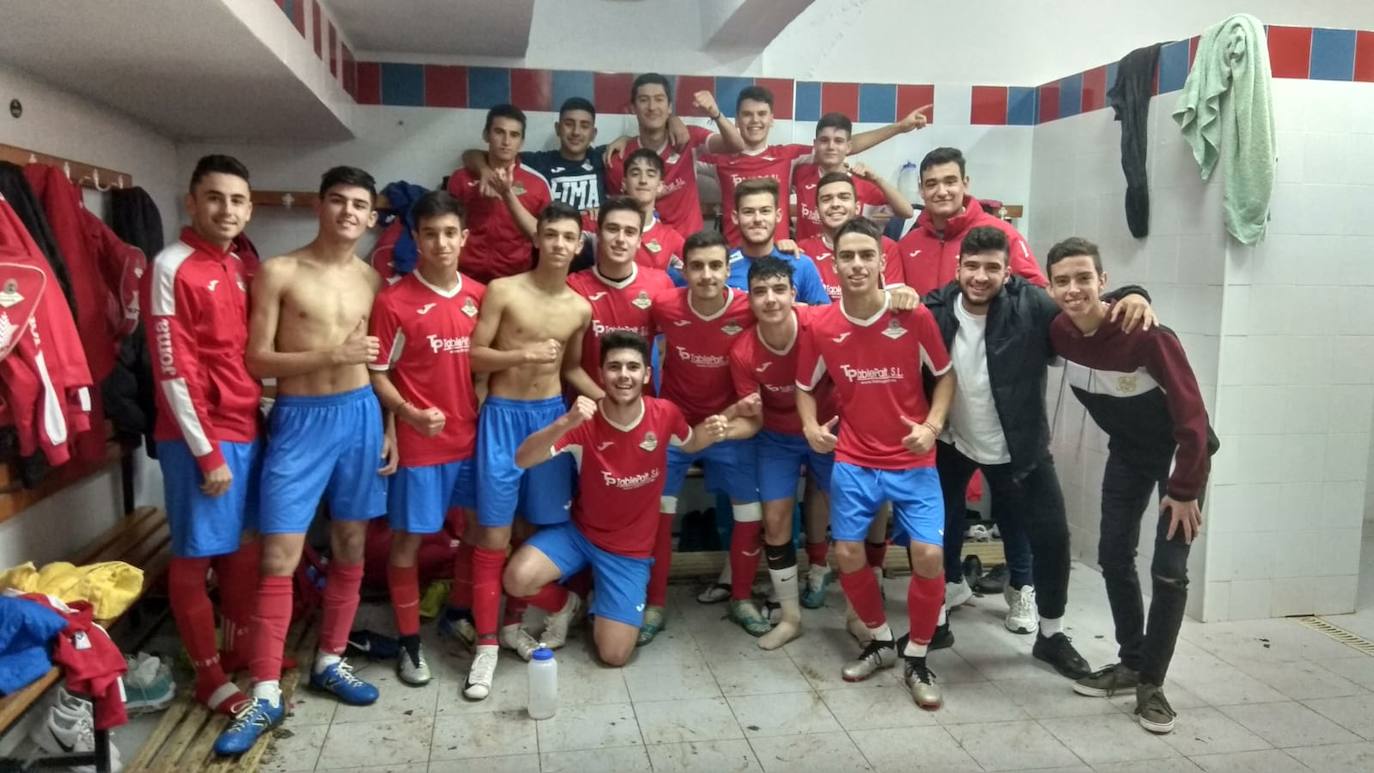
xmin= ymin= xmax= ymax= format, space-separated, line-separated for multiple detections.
xmin=897 ymin=194 xmax=1047 ymax=294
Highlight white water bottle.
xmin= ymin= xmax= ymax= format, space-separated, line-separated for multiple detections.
xmin=527 ymin=647 xmax=558 ymax=719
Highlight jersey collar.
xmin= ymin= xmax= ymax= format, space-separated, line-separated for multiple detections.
xmin=602 ymin=398 xmax=646 ymax=432
xmin=688 ymin=288 xmax=736 ymax=322
xmin=593 ymin=262 xmax=639 ymax=289
xmin=839 ymin=293 xmax=890 ymax=327
xmin=413 ymin=271 xmax=464 ymax=299
xmin=757 ymin=310 xmax=799 ymax=356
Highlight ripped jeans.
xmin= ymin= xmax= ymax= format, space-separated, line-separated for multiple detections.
xmin=1098 ymin=451 xmax=1194 ymax=686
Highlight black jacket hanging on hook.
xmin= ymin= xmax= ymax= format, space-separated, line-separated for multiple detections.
xmin=1108 ymin=43 xmax=1163 ymax=239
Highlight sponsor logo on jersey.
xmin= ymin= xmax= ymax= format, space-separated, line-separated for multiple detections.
xmin=839 ymin=363 xmax=906 ymax=384
xmin=592 ymin=320 xmax=647 ymax=337
xmin=882 ymin=319 xmax=907 ymax=340
xmin=831 ymin=331 xmax=852 ymax=344
xmin=550 ymin=166 xmax=566 ymax=173
xmin=206 ymin=279 xmax=219 ymax=291
xmin=588 ymin=292 xmax=608 ymax=302
xmin=154 ymin=318 xmax=176 ymax=376
xmin=639 ymin=431 xmax=658 ymax=452
xmin=632 ymin=291 xmax=652 ymax=310
xmin=804 ymin=183 xmax=817 ymax=190
xmin=596 ymin=441 xmax=615 ymax=451
xmin=908 ymin=249 xmax=922 ymax=258
xmin=675 ymin=346 xmax=728 ymax=368
xmin=763 ymin=383 xmax=794 ymax=393
xmin=462 ymin=297 xmax=479 ymax=317
xmin=673 ymin=319 xmax=691 ymax=327
xmin=427 ymin=334 xmax=471 ymax=354
xmin=601 ymin=467 xmax=660 ymax=490
xmin=417 ymin=303 xmax=437 ymax=315
xmin=755 ymin=361 xmax=773 ymax=373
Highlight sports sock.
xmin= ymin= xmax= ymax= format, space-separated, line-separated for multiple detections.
xmin=805 ymin=541 xmax=829 ymax=570
xmin=729 ymin=520 xmax=764 ymax=601
xmin=388 ymin=562 xmax=421 ymax=637
xmin=865 ymin=540 xmax=888 ymax=570
xmin=647 ymin=512 xmax=674 ymax=608
xmin=250 ymin=575 xmax=294 ymax=684
xmin=472 ymin=547 xmax=506 ymax=646
xmin=765 ymin=543 xmax=800 ymax=606
xmin=318 ymin=561 xmax=365 ymax=656
xmin=839 ymin=565 xmax=886 ymax=630
xmin=449 ymin=541 xmax=475 ymax=610
xmin=213 ymin=540 xmax=260 ymax=666
xmin=907 ymin=574 xmax=943 ymax=646
xmin=169 ymin=558 xmax=231 ymax=701
xmin=938 ymin=604 xmax=948 ymax=626
xmin=522 ymin=582 xmax=570 ymax=614
xmin=1039 ymin=616 xmax=1064 ymax=637
xmin=252 ymin=679 xmax=282 ymax=709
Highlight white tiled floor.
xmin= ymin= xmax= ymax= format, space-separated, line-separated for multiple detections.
xmin=235 ymin=535 xmax=1374 ymax=773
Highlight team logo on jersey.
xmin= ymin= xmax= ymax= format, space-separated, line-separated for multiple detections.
xmin=588 ymin=292 xmax=608 ymax=302
xmin=631 ymin=291 xmax=652 ymax=310
xmin=581 ymin=161 xmax=593 ymax=171
xmin=462 ymin=297 xmax=479 ymax=317
xmin=882 ymin=319 xmax=908 ymax=339
xmin=550 ymin=166 xmax=566 ymax=173
xmin=831 ymin=332 xmax=852 ymax=344
xmin=645 ymin=241 xmax=662 ymax=253
xmin=721 ymin=323 xmax=744 ymax=336
xmin=596 ymin=441 xmax=615 ymax=451
xmin=1117 ymin=375 xmax=1138 ymax=394
xmin=756 ymin=361 xmax=773 ymax=373
xmin=512 ymin=183 xmax=527 ymax=195
xmin=207 ymin=279 xmax=219 ymax=292
xmin=417 ymin=303 xmax=437 ymax=315
xmin=673 ymin=319 xmax=691 ymax=327
xmin=639 ymin=431 xmax=658 ymax=451
xmin=666 ymin=152 xmax=681 ymax=164
xmin=0 ymin=278 xmax=22 ymax=308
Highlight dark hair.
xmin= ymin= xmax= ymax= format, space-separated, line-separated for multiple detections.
xmin=622 ymin=147 xmax=665 ymax=177
xmin=960 ymin=226 xmax=1008 ymax=260
xmin=815 ymin=112 xmax=853 ymax=137
xmin=410 ymin=190 xmax=466 ymax=229
xmin=631 ymin=73 xmax=673 ymax=103
xmin=816 ymin=170 xmax=856 ymax=196
xmin=189 ymin=154 xmax=250 ymax=192
xmin=484 ymin=103 xmax=527 ymax=134
xmin=834 ymin=216 xmax=883 ymax=247
xmin=597 ymin=196 xmax=642 ymax=231
xmin=733 ymin=177 xmax=779 ymax=209
xmin=599 ymin=330 xmax=650 ymax=365
xmin=537 ymin=200 xmax=582 ymax=230
xmin=919 ymin=147 xmax=967 ymax=179
xmin=736 ymin=85 xmax=773 ymax=112
xmin=682 ymin=229 xmax=728 ymax=259
xmin=747 ymin=256 xmax=794 ymax=288
xmin=318 ymin=165 xmax=377 ymax=200
xmin=1046 ymin=236 xmax=1103 ymax=275
xmin=559 ymin=97 xmax=596 ymax=120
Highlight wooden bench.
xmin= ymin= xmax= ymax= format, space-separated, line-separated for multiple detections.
xmin=0 ymin=505 xmax=170 ymax=773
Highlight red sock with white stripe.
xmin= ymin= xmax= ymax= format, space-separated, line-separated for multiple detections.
xmin=472 ymin=547 xmax=505 ymax=646
xmin=250 ymin=574 xmax=294 ymax=707
xmin=170 ymin=557 xmax=248 ymax=714
xmin=317 ymin=561 xmax=365 ymax=657
xmin=905 ymin=574 xmax=943 ymax=657
xmin=729 ymin=521 xmax=764 ymax=601
xmin=839 ymin=566 xmax=890 ymax=639
xmin=805 ymin=541 xmax=829 ymax=570
xmin=388 ymin=563 xmax=421 ymax=637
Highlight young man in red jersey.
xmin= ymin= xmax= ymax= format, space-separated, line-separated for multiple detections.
xmin=620 ymin=148 xmax=685 ymax=272
xmin=898 ymin=146 xmax=1045 ymax=293
xmin=367 ymin=190 xmax=484 ymax=687
xmin=504 ymin=332 xmax=730 ymax=666
xmin=447 ymin=104 xmax=552 ymax=283
xmin=794 ymin=112 xmax=916 ymax=242
xmin=567 ymin=197 xmax=675 ymax=380
xmin=796 ymin=217 xmax=954 ymax=710
xmin=702 ymin=86 xmax=927 ymax=245
xmin=642 ymin=230 xmax=764 ymax=643
xmin=728 ymin=257 xmax=840 ymax=649
xmin=147 ymin=155 xmax=263 ymax=717
xmin=604 ymin=74 xmax=746 ymax=236
xmin=797 ymin=170 xmax=907 ymax=301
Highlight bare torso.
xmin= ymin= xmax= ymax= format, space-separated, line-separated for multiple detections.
xmin=270 ymin=252 xmax=381 ymax=396
xmin=488 ymin=273 xmax=590 ymax=400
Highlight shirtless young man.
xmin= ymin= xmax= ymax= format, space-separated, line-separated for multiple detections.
xmin=463 ymin=200 xmax=598 ymax=700
xmin=215 ymin=167 xmax=388 ymax=756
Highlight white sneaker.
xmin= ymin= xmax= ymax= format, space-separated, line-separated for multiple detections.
xmin=946 ymin=578 xmax=973 ymax=608
xmin=31 ymin=703 xmax=124 ymax=773
xmin=1004 ymin=584 xmax=1039 ymax=634
xmin=540 ymin=593 xmax=582 ymax=650
xmin=463 ymin=645 xmax=498 ymax=700
xmin=500 ymin=623 xmax=540 ymax=661
xmin=397 ymin=642 xmax=433 ymax=686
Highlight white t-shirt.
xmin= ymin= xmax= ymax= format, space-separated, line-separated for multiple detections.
xmin=943 ymin=298 xmax=1011 ymax=465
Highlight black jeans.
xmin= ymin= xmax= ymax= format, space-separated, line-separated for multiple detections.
xmin=1098 ymin=451 xmax=1192 ymax=685
xmin=937 ymin=442 xmax=1070 ymax=620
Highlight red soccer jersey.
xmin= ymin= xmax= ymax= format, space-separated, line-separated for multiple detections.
xmin=797 ymin=235 xmax=906 ymax=301
xmin=606 ymin=125 xmax=712 ymax=236
xmin=700 ymin=143 xmax=811 ymax=245
xmin=792 ymin=164 xmax=892 ymax=243
xmin=566 ymin=264 xmax=675 ymax=386
xmin=796 ymin=298 xmax=951 ymax=469
xmin=636 ymin=216 xmax=684 ymax=272
xmin=729 ymin=307 xmax=837 ymax=436
xmin=446 ymin=164 xmax=551 ymax=283
xmin=650 ymin=287 xmax=753 ymax=424
xmin=369 ymin=272 xmax=485 ymax=466
xmin=552 ymin=396 xmax=692 ymax=557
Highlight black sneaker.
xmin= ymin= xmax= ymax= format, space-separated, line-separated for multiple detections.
xmin=930 ymin=623 xmax=954 ymax=650
xmin=1032 ymin=632 xmax=1091 ymax=680
xmin=1074 ymin=663 xmax=1141 ymax=697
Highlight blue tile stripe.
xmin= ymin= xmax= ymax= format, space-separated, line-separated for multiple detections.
xmin=1311 ymin=28 xmax=1357 ymax=80
xmin=1157 ymin=39 xmax=1191 ymax=94
xmin=380 ymin=62 xmax=423 ymax=107
xmin=1058 ymin=72 xmax=1083 ymax=118
xmin=794 ymin=81 xmax=822 ymax=121
xmin=467 ymin=67 xmax=511 ymax=109
xmin=1007 ymin=86 xmax=1037 ymax=125
xmin=858 ymin=83 xmax=896 ymax=123
xmin=713 ymin=76 xmax=755 ymax=118
xmin=551 ymin=70 xmax=595 ymax=108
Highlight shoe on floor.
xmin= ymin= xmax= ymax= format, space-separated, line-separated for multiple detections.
xmin=971 ymin=563 xmax=1009 ymax=595
xmin=1032 ymin=632 xmax=1091 ymax=680
xmin=541 ymin=593 xmax=582 ymax=650
xmin=800 ymin=565 xmax=833 ymax=609
xmin=1135 ymin=682 xmax=1177 ymax=734
xmin=729 ymin=599 xmax=773 ymax=637
xmin=1003 ymin=584 xmax=1038 ymax=635
xmin=345 ymin=629 xmax=399 ymax=661
xmin=637 ymin=605 xmax=666 ymax=647
xmin=397 ymin=641 xmax=432 ymax=686
xmin=500 ymin=623 xmax=540 ymax=661
xmin=32 ymin=702 xmax=125 ymax=772
xmin=697 ymin=582 xmax=731 ymax=604
xmin=946 ymin=578 xmax=973 ymax=608
xmin=930 ymin=622 xmax=955 ymax=651
xmin=1074 ymin=663 xmax=1141 ymax=698
xmin=903 ymin=657 xmax=942 ymax=710
xmin=437 ymin=606 xmax=478 ymax=648
xmin=842 ymin=638 xmax=897 ymax=682
xmin=123 ymin=653 xmax=175 ymax=713
xmin=213 ymin=697 xmax=284 ymax=757
xmin=310 ymin=658 xmax=379 ymax=705
xmin=463 ymin=645 xmax=499 ymax=700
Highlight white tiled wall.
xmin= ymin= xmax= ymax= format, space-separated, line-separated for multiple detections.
xmin=1030 ymin=77 xmax=1374 ymax=622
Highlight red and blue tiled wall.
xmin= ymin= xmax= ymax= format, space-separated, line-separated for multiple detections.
xmin=973 ymin=26 xmax=1374 ymax=126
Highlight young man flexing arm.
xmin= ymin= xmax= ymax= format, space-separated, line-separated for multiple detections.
xmin=794 ymin=112 xmax=916 ymax=241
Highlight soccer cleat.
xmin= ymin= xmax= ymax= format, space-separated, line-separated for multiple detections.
xmin=1032 ymin=632 xmax=1091 ymax=680
xmin=309 ymin=659 xmax=379 ymax=705
xmin=904 ymin=657 xmax=942 ymax=710
xmin=124 ymin=653 xmax=176 ymax=714
xmin=946 ymin=578 xmax=973 ymax=608
xmin=500 ymin=623 xmax=540 ymax=661
xmin=1004 ymin=585 xmax=1038 ymax=634
xmin=345 ymin=629 xmax=399 ymax=661
xmin=437 ymin=606 xmax=478 ymax=649
xmin=930 ymin=622 xmax=955 ymax=650
xmin=540 ymin=593 xmax=582 ymax=650
xmin=636 ymin=606 xmax=666 ymax=647
xmin=842 ymin=638 xmax=897 ymax=682
xmin=1074 ymin=663 xmax=1141 ymax=697
xmin=396 ymin=642 xmax=432 ymax=687
xmin=1135 ymin=683 xmax=1177 ymax=734
xmin=728 ymin=599 xmax=773 ymax=637
xmin=213 ymin=697 xmax=284 ymax=757
xmin=800 ymin=565 xmax=834 ymax=609
xmin=696 ymin=582 xmax=731 ymax=604
xmin=463 ymin=646 xmax=498 ymax=700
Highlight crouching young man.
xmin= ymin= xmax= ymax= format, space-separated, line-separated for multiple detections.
xmin=502 ymin=332 xmax=729 ymax=665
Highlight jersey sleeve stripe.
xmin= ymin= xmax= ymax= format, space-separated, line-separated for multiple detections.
xmin=149 ymin=242 xmax=195 ymax=316
xmin=920 ymin=345 xmax=952 ymax=376
xmin=161 ymin=378 xmax=213 ymax=456
xmin=798 ymin=355 xmax=826 ymax=391
xmin=670 ymin=428 xmax=692 ymax=448
xmin=33 ymin=350 xmax=69 ymax=446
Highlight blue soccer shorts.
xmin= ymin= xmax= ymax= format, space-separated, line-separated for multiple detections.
xmin=160 ymin=438 xmax=261 ymax=558
xmin=476 ymin=395 xmax=574 ymax=528
xmin=829 ymin=462 xmax=944 ymax=546
xmin=526 ymin=523 xmax=652 ymax=628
